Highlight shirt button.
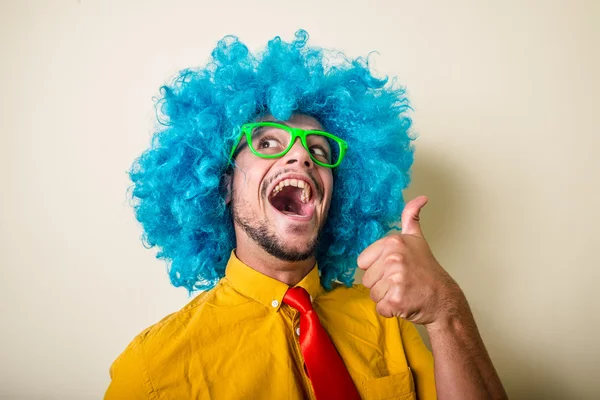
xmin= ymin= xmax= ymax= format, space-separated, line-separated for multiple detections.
xmin=296 ymin=327 xmax=301 ymax=336
xmin=271 ymin=300 xmax=279 ymax=308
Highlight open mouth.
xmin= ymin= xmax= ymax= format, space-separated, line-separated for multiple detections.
xmin=268 ymin=178 xmax=315 ymax=219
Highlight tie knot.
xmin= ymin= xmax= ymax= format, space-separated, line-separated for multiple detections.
xmin=283 ymin=287 xmax=313 ymax=314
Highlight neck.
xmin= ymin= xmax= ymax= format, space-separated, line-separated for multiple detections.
xmin=234 ymin=239 xmax=316 ymax=287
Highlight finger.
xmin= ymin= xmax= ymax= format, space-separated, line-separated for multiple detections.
xmin=361 ymin=258 xmax=386 ymax=288
xmin=376 ymin=299 xmax=395 ymax=318
xmin=381 ymin=284 xmax=406 ymax=317
xmin=369 ymin=277 xmax=391 ymax=303
xmin=357 ymin=236 xmax=387 ymax=270
xmin=400 ymin=196 xmax=428 ymax=238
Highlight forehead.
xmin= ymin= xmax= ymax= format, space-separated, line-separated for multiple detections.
xmin=257 ymin=113 xmax=324 ymax=131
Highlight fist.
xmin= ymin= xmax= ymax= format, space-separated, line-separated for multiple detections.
xmin=357 ymin=196 xmax=462 ymax=326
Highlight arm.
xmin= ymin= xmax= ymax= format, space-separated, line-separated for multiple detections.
xmin=426 ymin=290 xmax=507 ymax=399
xmin=104 ymin=339 xmax=155 ymax=400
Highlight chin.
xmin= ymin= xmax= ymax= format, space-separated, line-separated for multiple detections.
xmin=280 ymin=223 xmax=318 ymax=240
xmin=267 ymin=231 xmax=318 ymax=262
xmin=284 ymin=241 xmax=314 ymax=255
xmin=277 ymin=233 xmax=314 ymax=250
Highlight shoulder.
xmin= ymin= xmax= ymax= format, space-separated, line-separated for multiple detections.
xmin=106 ymin=282 xmax=228 ymax=398
xmin=118 ymin=280 xmax=228 ymax=356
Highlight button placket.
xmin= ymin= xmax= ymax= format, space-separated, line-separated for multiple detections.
xmin=291 ymin=309 xmax=301 ymax=338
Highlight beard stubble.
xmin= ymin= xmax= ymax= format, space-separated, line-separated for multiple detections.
xmin=231 ymin=193 xmax=319 ymax=262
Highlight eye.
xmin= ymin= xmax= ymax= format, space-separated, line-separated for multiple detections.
xmin=259 ymin=137 xmax=282 ymax=149
xmin=310 ymin=146 xmax=329 ymax=159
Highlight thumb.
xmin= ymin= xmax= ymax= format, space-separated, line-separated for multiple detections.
xmin=400 ymin=196 xmax=428 ymax=237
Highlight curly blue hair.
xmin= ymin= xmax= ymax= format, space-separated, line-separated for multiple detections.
xmin=129 ymin=30 xmax=416 ymax=294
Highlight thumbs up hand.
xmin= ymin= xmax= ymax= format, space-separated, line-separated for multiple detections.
xmin=357 ymin=196 xmax=464 ymax=326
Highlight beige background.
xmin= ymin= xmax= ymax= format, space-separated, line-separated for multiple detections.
xmin=1 ymin=0 xmax=599 ymax=399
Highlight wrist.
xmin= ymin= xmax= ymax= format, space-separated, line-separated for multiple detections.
xmin=426 ymin=286 xmax=472 ymax=332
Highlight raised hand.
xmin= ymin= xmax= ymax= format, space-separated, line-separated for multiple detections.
xmin=357 ymin=195 xmax=463 ymax=326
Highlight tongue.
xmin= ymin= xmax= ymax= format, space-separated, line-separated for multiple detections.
xmin=270 ymin=186 xmax=306 ymax=216
xmin=282 ymin=204 xmax=301 ymax=216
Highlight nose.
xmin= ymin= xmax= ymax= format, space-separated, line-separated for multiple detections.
xmin=283 ymin=138 xmax=313 ymax=168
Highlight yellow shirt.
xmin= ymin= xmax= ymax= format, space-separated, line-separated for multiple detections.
xmin=105 ymin=251 xmax=437 ymax=400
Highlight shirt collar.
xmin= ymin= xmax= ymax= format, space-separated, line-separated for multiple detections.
xmin=224 ymin=250 xmax=324 ymax=312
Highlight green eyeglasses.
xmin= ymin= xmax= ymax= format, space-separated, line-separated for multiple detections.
xmin=228 ymin=122 xmax=348 ymax=168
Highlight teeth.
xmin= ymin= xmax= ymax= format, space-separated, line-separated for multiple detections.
xmin=300 ymin=185 xmax=311 ymax=204
xmin=271 ymin=178 xmax=312 ymax=203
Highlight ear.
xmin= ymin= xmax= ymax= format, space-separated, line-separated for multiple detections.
xmin=222 ymin=171 xmax=232 ymax=205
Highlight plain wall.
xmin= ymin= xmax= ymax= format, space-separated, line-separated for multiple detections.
xmin=1 ymin=0 xmax=598 ymax=399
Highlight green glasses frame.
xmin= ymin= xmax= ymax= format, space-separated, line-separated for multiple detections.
xmin=228 ymin=121 xmax=349 ymax=168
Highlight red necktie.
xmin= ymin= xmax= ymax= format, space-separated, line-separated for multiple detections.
xmin=283 ymin=287 xmax=361 ymax=400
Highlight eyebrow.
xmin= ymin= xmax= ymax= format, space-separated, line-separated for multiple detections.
xmin=259 ymin=119 xmax=327 ymax=132
xmin=258 ymin=119 xmax=288 ymax=127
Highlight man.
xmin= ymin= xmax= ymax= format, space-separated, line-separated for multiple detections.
xmin=105 ymin=30 xmax=507 ymax=399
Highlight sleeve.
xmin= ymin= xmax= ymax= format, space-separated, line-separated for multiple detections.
xmin=400 ymin=319 xmax=437 ymax=400
xmin=104 ymin=338 xmax=156 ymax=400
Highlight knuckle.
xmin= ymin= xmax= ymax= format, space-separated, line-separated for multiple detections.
xmin=387 ymin=235 xmax=405 ymax=248
xmin=388 ymin=291 xmax=403 ymax=306
xmin=388 ymin=272 xmax=404 ymax=285
xmin=385 ymin=252 xmax=406 ymax=266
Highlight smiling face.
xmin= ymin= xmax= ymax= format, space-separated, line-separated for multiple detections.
xmin=228 ymin=113 xmax=334 ymax=262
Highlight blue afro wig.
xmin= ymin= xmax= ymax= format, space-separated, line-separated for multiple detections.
xmin=129 ymin=30 xmax=416 ymax=293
